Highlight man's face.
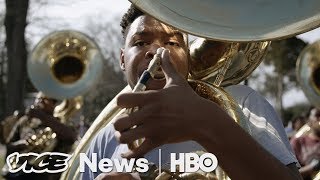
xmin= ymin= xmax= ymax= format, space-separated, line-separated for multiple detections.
xmin=309 ymin=108 xmax=320 ymax=131
xmin=120 ymin=15 xmax=189 ymax=90
xmin=34 ymin=97 xmax=57 ymax=114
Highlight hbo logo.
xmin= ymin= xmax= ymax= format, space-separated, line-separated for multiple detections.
xmin=170 ymin=153 xmax=218 ymax=173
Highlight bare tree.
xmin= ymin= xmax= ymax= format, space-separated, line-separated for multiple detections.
xmin=0 ymin=1 xmax=6 ymax=120
xmin=83 ymin=15 xmax=124 ymax=71
xmin=262 ymin=37 xmax=307 ymax=118
xmin=81 ymin=15 xmax=126 ymax=123
xmin=1 ymin=0 xmax=83 ymax=118
xmin=26 ymin=0 xmax=79 ymax=41
xmin=4 ymin=0 xmax=29 ymax=116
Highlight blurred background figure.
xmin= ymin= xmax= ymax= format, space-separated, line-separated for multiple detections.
xmin=290 ymin=107 xmax=320 ymax=180
xmin=286 ymin=115 xmax=307 ymax=140
xmin=0 ymin=92 xmax=78 ymax=180
xmin=293 ymin=116 xmax=307 ymax=133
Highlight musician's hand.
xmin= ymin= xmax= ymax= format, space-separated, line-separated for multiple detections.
xmin=27 ymin=106 xmax=76 ymax=142
xmin=114 ymin=49 xmax=229 ymax=158
xmin=95 ymin=172 xmax=140 ymax=180
xmin=8 ymin=140 xmax=28 ymax=152
xmin=27 ymin=108 xmax=49 ymax=121
xmin=31 ymin=96 xmax=56 ymax=114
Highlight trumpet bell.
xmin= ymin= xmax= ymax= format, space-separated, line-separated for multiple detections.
xmin=130 ymin=0 xmax=320 ymax=41
xmin=296 ymin=40 xmax=320 ymax=108
xmin=27 ymin=30 xmax=103 ymax=100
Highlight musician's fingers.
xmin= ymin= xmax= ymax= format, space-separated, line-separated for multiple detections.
xmin=27 ymin=108 xmax=46 ymax=119
xmin=121 ymin=139 xmax=156 ymax=159
xmin=114 ymin=105 xmax=155 ymax=132
xmin=114 ymin=125 xmax=146 ymax=144
xmin=113 ymin=114 xmax=131 ymax=132
xmin=113 ymin=112 xmax=143 ymax=132
xmin=161 ymin=49 xmax=180 ymax=82
xmin=117 ymin=90 xmax=159 ymax=108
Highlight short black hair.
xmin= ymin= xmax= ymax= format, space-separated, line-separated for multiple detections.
xmin=120 ymin=4 xmax=144 ymax=39
xmin=292 ymin=115 xmax=305 ymax=123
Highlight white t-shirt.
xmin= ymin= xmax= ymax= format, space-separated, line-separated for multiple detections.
xmin=80 ymin=85 xmax=298 ymax=179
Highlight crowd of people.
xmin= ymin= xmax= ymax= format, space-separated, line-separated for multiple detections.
xmin=284 ymin=107 xmax=320 ymax=180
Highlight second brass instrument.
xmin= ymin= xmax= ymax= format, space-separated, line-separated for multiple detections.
xmin=294 ymin=40 xmax=320 ymax=180
xmin=4 ymin=30 xmax=102 ymax=174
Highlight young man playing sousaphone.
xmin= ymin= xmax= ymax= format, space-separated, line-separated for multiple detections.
xmin=82 ymin=5 xmax=302 ymax=180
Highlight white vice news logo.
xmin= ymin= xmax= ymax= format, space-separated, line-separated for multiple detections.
xmin=7 ymin=152 xmax=71 ymax=173
xmin=80 ymin=152 xmax=218 ymax=173
xmin=6 ymin=151 xmax=218 ymax=173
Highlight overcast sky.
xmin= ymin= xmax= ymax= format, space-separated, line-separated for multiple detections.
xmin=3 ymin=0 xmax=320 ymax=108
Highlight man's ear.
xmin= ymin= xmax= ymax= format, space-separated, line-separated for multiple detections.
xmin=120 ymin=48 xmax=125 ymax=71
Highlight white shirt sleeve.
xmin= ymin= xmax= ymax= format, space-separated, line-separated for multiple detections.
xmin=80 ymin=124 xmax=118 ymax=179
xmin=225 ymin=85 xmax=299 ymax=167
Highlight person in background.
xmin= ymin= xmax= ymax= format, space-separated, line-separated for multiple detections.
xmin=286 ymin=115 xmax=307 ymax=140
xmin=0 ymin=92 xmax=77 ymax=180
xmin=291 ymin=107 xmax=320 ymax=179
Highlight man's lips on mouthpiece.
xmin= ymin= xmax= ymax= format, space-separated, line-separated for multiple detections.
xmin=138 ymin=67 xmax=165 ymax=81
xmin=152 ymin=68 xmax=165 ymax=80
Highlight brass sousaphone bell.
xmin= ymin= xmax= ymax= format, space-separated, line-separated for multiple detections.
xmin=27 ymin=30 xmax=103 ymax=100
xmin=26 ymin=30 xmax=103 ymax=152
xmin=129 ymin=0 xmax=320 ymax=42
xmin=296 ymin=40 xmax=320 ymax=109
xmin=27 ymin=30 xmax=103 ymax=125
xmin=26 ymin=29 xmax=103 ymax=152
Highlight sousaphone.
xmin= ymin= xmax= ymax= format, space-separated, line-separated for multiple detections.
xmin=295 ymin=40 xmax=320 ymax=180
xmin=294 ymin=40 xmax=320 ymax=139
xmin=129 ymin=0 xmax=320 ymax=42
xmin=28 ymin=30 xmax=103 ymax=100
xmin=61 ymin=1 xmax=320 ymax=179
xmin=4 ymin=30 xmax=104 ymax=174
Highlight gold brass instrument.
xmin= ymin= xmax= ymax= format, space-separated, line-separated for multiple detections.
xmin=296 ymin=40 xmax=320 ymax=109
xmin=26 ymin=30 xmax=102 ymax=152
xmin=128 ymin=0 xmax=320 ymax=42
xmin=62 ymin=0 xmax=320 ymax=179
xmin=54 ymin=96 xmax=84 ymax=124
xmin=189 ymin=38 xmax=270 ymax=86
xmin=294 ymin=40 xmax=320 ymax=139
xmin=27 ymin=30 xmax=103 ymax=100
xmin=5 ymin=30 xmax=102 ymax=172
xmin=294 ymin=40 xmax=320 ymax=180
